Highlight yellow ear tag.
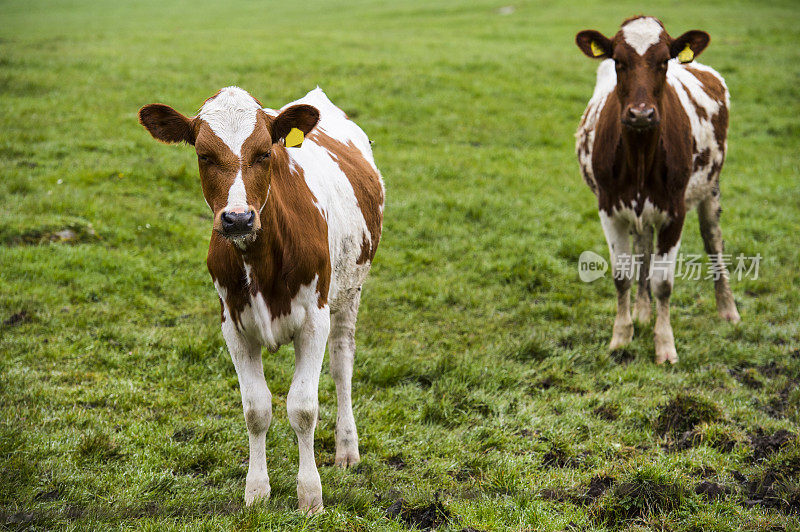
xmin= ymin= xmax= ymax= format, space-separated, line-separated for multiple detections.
xmin=677 ymin=43 xmax=694 ymax=63
xmin=285 ymin=127 xmax=304 ymax=148
xmin=590 ymin=40 xmax=605 ymax=57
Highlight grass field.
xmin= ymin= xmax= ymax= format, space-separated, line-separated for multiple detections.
xmin=2 ymin=0 xmax=800 ymax=530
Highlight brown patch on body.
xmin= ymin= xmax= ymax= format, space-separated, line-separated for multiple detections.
xmin=710 ymin=104 xmax=729 ymax=153
xmin=685 ymin=67 xmax=727 ymax=102
xmin=681 ymin=80 xmax=709 ymax=120
xmin=693 ymin=148 xmax=710 ymax=172
xmin=310 ymin=129 xmax=384 ymax=264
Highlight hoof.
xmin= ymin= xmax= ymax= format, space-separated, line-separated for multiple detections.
xmin=719 ymin=308 xmax=741 ymax=324
xmin=244 ymin=477 xmax=271 ymax=506
xmin=610 ymin=319 xmax=634 ymax=351
xmin=655 ymin=345 xmax=678 ymax=365
xmin=334 ymin=449 xmax=360 ymax=469
xmin=298 ymin=496 xmax=324 ymax=515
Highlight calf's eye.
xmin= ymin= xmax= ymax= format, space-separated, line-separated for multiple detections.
xmin=255 ymin=151 xmax=271 ymax=163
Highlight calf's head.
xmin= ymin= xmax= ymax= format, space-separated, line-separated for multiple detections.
xmin=576 ymin=16 xmax=709 ymax=131
xmin=139 ymin=87 xmax=319 ymax=245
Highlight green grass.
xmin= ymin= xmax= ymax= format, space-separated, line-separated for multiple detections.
xmin=2 ymin=0 xmax=800 ymax=530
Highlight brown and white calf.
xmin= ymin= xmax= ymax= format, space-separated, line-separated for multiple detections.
xmin=575 ymin=16 xmax=740 ymax=364
xmin=139 ymin=87 xmax=384 ymax=512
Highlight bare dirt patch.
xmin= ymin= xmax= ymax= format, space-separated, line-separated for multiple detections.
xmin=750 ymin=429 xmax=797 ymax=461
xmin=2 ymin=310 xmax=32 ymax=327
xmin=0 ymin=223 xmax=99 ymax=246
xmin=654 ymin=393 xmax=722 ymax=437
xmin=741 ymin=469 xmax=800 ymax=514
xmin=385 ymin=495 xmax=452 ymax=530
xmin=695 ymin=481 xmax=732 ymax=500
xmin=593 ymin=402 xmax=620 ymax=421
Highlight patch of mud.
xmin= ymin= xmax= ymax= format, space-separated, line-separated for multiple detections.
xmin=386 ymin=454 xmax=406 ymax=470
xmin=532 ymin=371 xmax=584 ymax=393
xmin=741 ymin=469 xmax=800 ymax=514
xmin=33 ymin=486 xmax=64 ymax=502
xmin=750 ymin=429 xmax=797 ymax=461
xmin=172 ymin=427 xmax=196 ymax=442
xmin=540 ymin=475 xmax=614 ymax=505
xmin=541 ymin=444 xmax=589 ymax=469
xmin=386 ymin=495 xmax=452 ymax=531
xmin=654 ymin=393 xmax=722 ymax=437
xmin=539 ymin=486 xmax=572 ymax=503
xmin=695 ymin=481 xmax=732 ymax=500
xmin=2 ymin=511 xmax=36 ymax=526
xmin=729 ymin=367 xmax=764 ymax=389
xmin=0 ymin=222 xmax=99 ymax=247
xmin=593 ymin=402 xmax=620 ymax=421
xmin=692 ymin=466 xmax=717 ymax=478
xmin=591 ymin=472 xmax=689 ymax=526
xmin=667 ymin=428 xmax=738 ymax=453
xmin=585 ymin=475 xmax=615 ymax=501
xmin=761 ymin=383 xmax=798 ymax=420
xmin=2 ymin=310 xmax=32 ymax=327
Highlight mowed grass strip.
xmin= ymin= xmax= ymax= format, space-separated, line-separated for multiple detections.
xmin=1 ymin=0 xmax=799 ymax=530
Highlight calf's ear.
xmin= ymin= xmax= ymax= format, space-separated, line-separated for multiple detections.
xmin=576 ymin=30 xmax=613 ymax=59
xmin=670 ymin=30 xmax=710 ymax=63
xmin=269 ymin=105 xmax=320 ymax=144
xmin=139 ymin=104 xmax=195 ymax=145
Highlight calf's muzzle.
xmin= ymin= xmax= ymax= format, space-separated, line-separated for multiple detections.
xmin=623 ymin=103 xmax=659 ymax=130
xmin=220 ymin=208 xmax=256 ymax=236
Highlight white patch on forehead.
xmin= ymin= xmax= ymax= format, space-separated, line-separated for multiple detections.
xmin=622 ymin=17 xmax=663 ymax=55
xmin=198 ymin=86 xmax=260 ymax=157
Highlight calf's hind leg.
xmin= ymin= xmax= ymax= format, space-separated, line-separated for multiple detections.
xmin=651 ymin=220 xmax=684 ymax=365
xmin=698 ymin=192 xmax=740 ymax=323
xmin=328 ymin=289 xmax=362 ymax=467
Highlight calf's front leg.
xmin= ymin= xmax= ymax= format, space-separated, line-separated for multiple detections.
xmin=600 ymin=212 xmax=634 ymax=350
xmin=288 ymin=305 xmax=330 ymax=514
xmin=222 ymin=320 xmax=272 ymax=505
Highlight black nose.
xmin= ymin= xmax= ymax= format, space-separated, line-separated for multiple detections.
xmin=628 ymin=106 xmax=656 ymax=123
xmin=220 ymin=210 xmax=255 ymax=234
